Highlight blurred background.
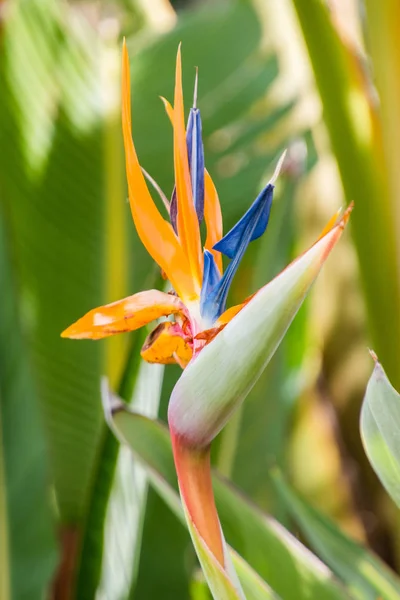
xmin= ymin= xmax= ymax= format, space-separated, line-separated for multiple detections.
xmin=1 ymin=0 xmax=400 ymax=598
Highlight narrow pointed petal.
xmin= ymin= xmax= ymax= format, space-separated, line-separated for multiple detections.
xmin=186 ymin=107 xmax=205 ymax=223
xmin=204 ymin=170 xmax=223 ymax=272
xmin=141 ymin=321 xmax=193 ymax=367
xmin=213 ymin=152 xmax=285 ymax=259
xmin=200 ymin=250 xmax=221 ymax=315
xmin=169 ymin=106 xmax=205 ymax=231
xmin=202 ymin=154 xmax=286 ymax=322
xmin=164 ymin=93 xmax=212 ymax=245
xmin=213 ymin=184 xmax=274 ymax=259
xmin=168 ymin=209 xmax=351 ymax=448
xmin=61 ymin=289 xmax=187 ymax=340
xmin=160 ymin=95 xmax=174 ymax=123
xmin=201 ymin=185 xmax=274 ymax=323
xmin=317 ymin=206 xmax=346 ymax=241
xmin=121 ymin=41 xmax=195 ymax=301
xmin=202 ymin=179 xmax=276 ymax=322
xmin=173 ymin=46 xmax=203 ymax=287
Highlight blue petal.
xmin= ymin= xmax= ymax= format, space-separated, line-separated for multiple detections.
xmin=170 ymin=107 xmax=205 ymax=231
xmin=170 ymin=188 xmax=178 ymax=233
xmin=200 ymin=250 xmax=221 ymax=315
xmin=201 ymin=183 xmax=275 ymax=323
xmin=186 ymin=108 xmax=205 ymax=223
xmin=213 ymin=184 xmax=274 ymax=259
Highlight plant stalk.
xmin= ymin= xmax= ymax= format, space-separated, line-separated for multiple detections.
xmin=170 ymin=432 xmax=225 ymax=567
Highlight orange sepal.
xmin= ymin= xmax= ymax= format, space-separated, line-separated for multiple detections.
xmin=194 ymin=324 xmax=225 ymax=345
xmin=121 ymin=41 xmax=195 ymax=301
xmin=61 ymin=289 xmax=187 ymax=340
xmin=162 ymin=96 xmax=221 ymax=275
xmin=204 ymin=170 xmax=223 ymax=272
xmin=316 ymin=208 xmax=342 ymax=241
xmin=160 ymin=96 xmax=174 ymax=124
xmin=216 ymin=292 xmax=256 ymax=326
xmin=173 ymin=45 xmax=203 ymax=288
xmin=141 ymin=321 xmax=193 ymax=367
xmin=315 ymin=202 xmax=353 ymax=243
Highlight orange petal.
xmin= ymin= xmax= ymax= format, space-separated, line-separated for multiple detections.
xmin=194 ymin=324 xmax=225 ymax=345
xmin=61 ymin=289 xmax=187 ymax=340
xmin=173 ymin=45 xmax=203 ymax=288
xmin=141 ymin=321 xmax=193 ymax=367
xmin=160 ymin=96 xmax=174 ymax=124
xmin=316 ymin=208 xmax=342 ymax=241
xmin=216 ymin=292 xmax=256 ymax=326
xmin=204 ymin=170 xmax=223 ymax=272
xmin=162 ymin=97 xmax=221 ymax=273
xmin=121 ymin=41 xmax=196 ymax=301
xmin=316 ymin=202 xmax=353 ymax=242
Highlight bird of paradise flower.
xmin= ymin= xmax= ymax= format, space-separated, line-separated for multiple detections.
xmin=62 ymin=40 xmax=351 ymax=599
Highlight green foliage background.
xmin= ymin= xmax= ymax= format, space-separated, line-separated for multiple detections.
xmin=1 ymin=0 xmax=400 ymax=599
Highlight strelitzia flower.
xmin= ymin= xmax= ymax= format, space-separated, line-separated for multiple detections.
xmin=61 ymin=42 xmax=282 ymax=367
xmin=62 ymin=41 xmax=351 ymax=599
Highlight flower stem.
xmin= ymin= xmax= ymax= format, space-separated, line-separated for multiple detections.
xmin=170 ymin=432 xmax=224 ymax=567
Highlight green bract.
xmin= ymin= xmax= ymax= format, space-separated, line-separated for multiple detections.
xmin=169 ymin=221 xmax=347 ymax=448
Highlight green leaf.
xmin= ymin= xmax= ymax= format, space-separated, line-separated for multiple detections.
xmin=272 ymin=471 xmax=400 ymax=600
xmin=74 ymin=301 xmax=160 ymax=598
xmin=183 ymin=502 xmax=247 ymax=600
xmin=105 ymin=402 xmax=349 ymax=600
xmin=96 ymin=363 xmax=164 ymax=599
xmin=291 ymin=0 xmax=400 ymax=390
xmin=0 ymin=211 xmax=58 ymax=598
xmin=169 ymin=216 xmax=348 ymax=447
xmin=0 ymin=0 xmax=108 ymax=523
xmin=360 ymin=359 xmax=400 ymax=510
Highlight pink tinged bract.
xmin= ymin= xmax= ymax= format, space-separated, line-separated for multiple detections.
xmin=168 ymin=213 xmax=350 ymax=449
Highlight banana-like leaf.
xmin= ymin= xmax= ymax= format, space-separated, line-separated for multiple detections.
xmin=0 ymin=213 xmax=58 ymax=599
xmin=169 ymin=217 xmax=348 ymax=447
xmin=272 ymin=471 xmax=400 ymax=600
xmin=290 ymin=0 xmax=400 ymax=389
xmin=104 ymin=401 xmax=349 ymax=600
xmin=360 ymin=359 xmax=400 ymax=510
xmin=0 ymin=0 xmax=109 ymax=523
xmin=96 ymin=362 xmax=164 ymax=600
xmin=364 ymin=0 xmax=400 ymax=293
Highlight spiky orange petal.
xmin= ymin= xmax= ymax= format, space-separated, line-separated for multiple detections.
xmin=204 ymin=170 xmax=223 ymax=272
xmin=121 ymin=41 xmax=195 ymax=301
xmin=173 ymin=45 xmax=203 ymax=289
xmin=61 ymin=289 xmax=187 ymax=340
xmin=160 ymin=96 xmax=174 ymax=123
